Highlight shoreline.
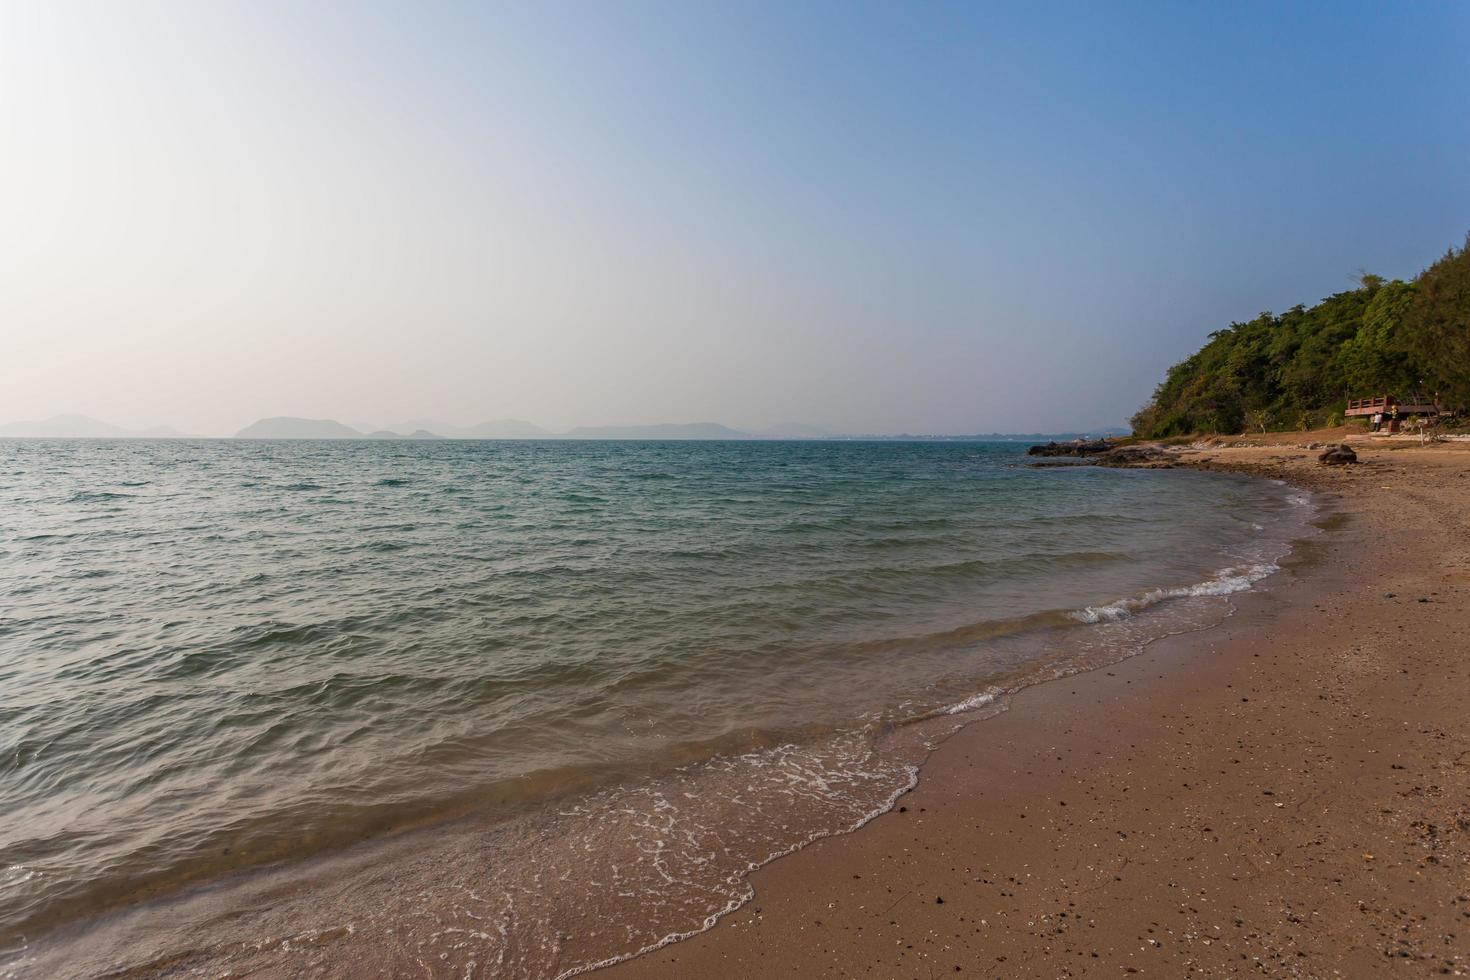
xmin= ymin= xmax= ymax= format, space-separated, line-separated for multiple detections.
xmin=603 ymin=441 xmax=1470 ymax=977
xmin=8 ymin=472 xmax=1295 ymax=980
xmin=9 ymin=442 xmax=1465 ymax=977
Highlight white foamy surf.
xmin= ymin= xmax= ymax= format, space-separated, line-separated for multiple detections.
xmin=1071 ymin=560 xmax=1283 ymax=624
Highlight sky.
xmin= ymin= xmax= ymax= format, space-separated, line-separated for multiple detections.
xmin=1 ymin=1 xmax=1467 ymax=436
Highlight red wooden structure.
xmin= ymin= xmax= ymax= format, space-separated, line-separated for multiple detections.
xmin=1344 ymin=394 xmax=1441 ymax=418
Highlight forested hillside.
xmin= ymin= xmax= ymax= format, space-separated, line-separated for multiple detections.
xmin=1131 ymin=235 xmax=1470 ymax=437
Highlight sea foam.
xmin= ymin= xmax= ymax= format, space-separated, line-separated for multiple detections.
xmin=1072 ymin=561 xmax=1281 ymax=624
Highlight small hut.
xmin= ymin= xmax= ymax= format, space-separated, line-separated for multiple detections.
xmin=1345 ymin=393 xmax=1442 ymax=433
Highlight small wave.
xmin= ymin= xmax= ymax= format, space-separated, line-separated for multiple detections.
xmin=66 ymin=490 xmax=135 ymax=503
xmin=886 ymin=550 xmax=1127 ymax=580
xmin=375 ymin=477 xmax=411 ymax=487
xmin=1071 ymin=562 xmax=1280 ymax=624
xmin=941 ymin=689 xmax=999 ymax=715
xmin=552 ymin=739 xmax=922 ymax=980
xmin=217 ymin=620 xmax=351 ymax=652
xmin=858 ymin=534 xmax=955 ymax=551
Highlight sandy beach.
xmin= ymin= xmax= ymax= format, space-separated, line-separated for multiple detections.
xmin=607 ymin=440 xmax=1470 ymax=978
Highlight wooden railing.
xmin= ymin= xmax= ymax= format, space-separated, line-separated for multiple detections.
xmin=1346 ymin=396 xmax=1390 ymax=413
xmin=1346 ymin=394 xmax=1441 ymax=417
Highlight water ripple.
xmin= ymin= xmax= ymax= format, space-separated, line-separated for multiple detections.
xmin=0 ymin=437 xmax=1309 ymax=968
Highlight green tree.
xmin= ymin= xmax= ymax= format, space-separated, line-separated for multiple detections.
xmin=1131 ymin=233 xmax=1470 ymax=436
xmin=1336 ymin=280 xmax=1418 ymax=395
xmin=1400 ymin=235 xmax=1470 ymax=410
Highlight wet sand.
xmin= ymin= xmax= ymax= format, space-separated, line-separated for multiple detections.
xmin=607 ymin=441 xmax=1470 ymax=977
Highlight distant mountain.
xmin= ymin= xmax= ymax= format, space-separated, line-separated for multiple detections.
xmin=0 ymin=414 xmax=188 ymax=438
xmin=3 ymin=413 xmax=1124 ymax=443
xmin=559 ymin=422 xmax=751 ymax=440
xmin=234 ymin=417 xmax=363 ymax=439
xmin=379 ymin=419 xmax=453 ymax=437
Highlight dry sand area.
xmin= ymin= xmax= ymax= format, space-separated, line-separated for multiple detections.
xmin=608 ymin=440 xmax=1470 ymax=978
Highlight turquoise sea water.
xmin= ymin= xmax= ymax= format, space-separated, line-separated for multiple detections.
xmin=0 ymin=439 xmax=1311 ymax=976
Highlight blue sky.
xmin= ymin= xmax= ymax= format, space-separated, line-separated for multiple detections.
xmin=1 ymin=1 xmax=1466 ymax=434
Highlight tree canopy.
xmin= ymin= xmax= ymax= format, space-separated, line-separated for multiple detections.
xmin=1131 ymin=235 xmax=1470 ymax=437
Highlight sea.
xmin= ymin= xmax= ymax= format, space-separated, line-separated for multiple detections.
xmin=0 ymin=438 xmax=1315 ymax=978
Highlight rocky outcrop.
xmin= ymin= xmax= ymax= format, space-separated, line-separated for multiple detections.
xmin=1317 ymin=444 xmax=1358 ymax=465
xmin=1026 ymin=439 xmax=1115 ymax=457
xmin=1094 ymin=446 xmax=1174 ymax=468
xmin=1026 ymin=443 xmax=1177 ymax=469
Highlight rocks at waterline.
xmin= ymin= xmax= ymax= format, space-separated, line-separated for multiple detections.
xmin=1092 ymin=445 xmax=1172 ymax=468
xmin=1025 ymin=440 xmax=1115 ymax=457
xmin=1025 ymin=442 xmax=1174 ymax=468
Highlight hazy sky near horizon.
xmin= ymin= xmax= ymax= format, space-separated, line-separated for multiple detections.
xmin=2 ymin=2 xmax=1467 ymax=436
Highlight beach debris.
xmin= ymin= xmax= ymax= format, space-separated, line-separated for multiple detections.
xmin=1316 ymin=444 xmax=1358 ymax=465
